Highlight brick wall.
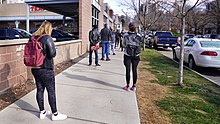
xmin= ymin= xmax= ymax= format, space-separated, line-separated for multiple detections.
xmin=99 ymin=0 xmax=104 ymax=30
xmin=54 ymin=40 xmax=82 ymax=64
xmin=0 ymin=39 xmax=83 ymax=93
xmin=79 ymin=0 xmax=92 ymax=54
xmin=0 ymin=44 xmax=27 ymax=91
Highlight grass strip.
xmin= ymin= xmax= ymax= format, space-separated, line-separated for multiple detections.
xmin=140 ymin=49 xmax=220 ymax=124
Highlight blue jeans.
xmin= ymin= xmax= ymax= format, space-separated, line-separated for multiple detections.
xmin=89 ymin=46 xmax=99 ymax=65
xmin=101 ymin=41 xmax=110 ymax=59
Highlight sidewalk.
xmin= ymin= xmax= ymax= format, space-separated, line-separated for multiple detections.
xmin=0 ymin=49 xmax=140 ymax=124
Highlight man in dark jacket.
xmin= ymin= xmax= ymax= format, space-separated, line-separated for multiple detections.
xmin=100 ymin=24 xmax=112 ymax=61
xmin=89 ymin=25 xmax=101 ymax=66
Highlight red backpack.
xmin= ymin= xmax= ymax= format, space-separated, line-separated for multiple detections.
xmin=24 ymin=34 xmax=47 ymax=67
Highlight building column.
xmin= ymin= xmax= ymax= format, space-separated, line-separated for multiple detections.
xmin=26 ymin=4 xmax=30 ymax=32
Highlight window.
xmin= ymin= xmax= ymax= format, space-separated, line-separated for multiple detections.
xmin=104 ymin=16 xmax=107 ymax=24
xmin=92 ymin=7 xmax=99 ymax=28
xmin=186 ymin=40 xmax=195 ymax=47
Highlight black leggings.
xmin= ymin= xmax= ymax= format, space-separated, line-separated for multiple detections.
xmin=31 ymin=68 xmax=57 ymax=113
xmin=123 ymin=55 xmax=140 ymax=86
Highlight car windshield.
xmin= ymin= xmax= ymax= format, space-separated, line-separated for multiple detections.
xmin=200 ymin=41 xmax=220 ymax=48
xmin=57 ymin=30 xmax=70 ymax=36
xmin=155 ymin=32 xmax=172 ymax=37
xmin=16 ymin=29 xmax=31 ymax=38
xmin=187 ymin=35 xmax=194 ymax=37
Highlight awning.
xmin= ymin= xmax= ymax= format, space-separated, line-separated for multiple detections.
xmin=25 ymin=0 xmax=79 ymax=18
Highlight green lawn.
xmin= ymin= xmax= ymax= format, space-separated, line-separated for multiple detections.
xmin=140 ymin=49 xmax=220 ymax=124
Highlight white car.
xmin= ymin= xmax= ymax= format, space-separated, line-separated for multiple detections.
xmin=173 ymin=38 xmax=220 ymax=69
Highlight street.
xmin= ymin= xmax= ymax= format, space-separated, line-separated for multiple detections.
xmin=157 ymin=48 xmax=220 ymax=86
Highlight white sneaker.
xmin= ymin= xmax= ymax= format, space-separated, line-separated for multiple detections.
xmin=39 ymin=110 xmax=50 ymax=119
xmin=52 ymin=112 xmax=67 ymax=121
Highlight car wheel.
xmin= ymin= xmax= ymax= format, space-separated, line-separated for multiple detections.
xmin=173 ymin=51 xmax=178 ymax=61
xmin=188 ymin=56 xmax=196 ymax=69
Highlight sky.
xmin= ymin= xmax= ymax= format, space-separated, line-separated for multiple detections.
xmin=103 ymin=0 xmax=126 ymax=15
xmin=103 ymin=0 xmax=207 ymax=15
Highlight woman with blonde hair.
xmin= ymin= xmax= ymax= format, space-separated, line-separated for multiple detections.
xmin=31 ymin=21 xmax=67 ymax=121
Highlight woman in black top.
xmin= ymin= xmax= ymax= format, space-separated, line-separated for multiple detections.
xmin=31 ymin=21 xmax=67 ymax=121
xmin=122 ymin=22 xmax=141 ymax=91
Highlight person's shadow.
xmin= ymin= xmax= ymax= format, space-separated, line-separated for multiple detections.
xmin=13 ymin=99 xmax=39 ymax=118
xmin=62 ymin=72 xmax=122 ymax=90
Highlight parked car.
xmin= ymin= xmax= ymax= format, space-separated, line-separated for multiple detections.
xmin=193 ymin=35 xmax=203 ymax=38
xmin=0 ymin=28 xmax=31 ymax=40
xmin=148 ymin=31 xmax=179 ymax=49
xmin=202 ymin=34 xmax=219 ymax=39
xmin=184 ymin=34 xmax=195 ymax=40
xmin=145 ymin=33 xmax=153 ymax=48
xmin=31 ymin=29 xmax=79 ymax=42
xmin=173 ymin=38 xmax=220 ymax=69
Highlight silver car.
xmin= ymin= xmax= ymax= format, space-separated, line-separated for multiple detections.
xmin=173 ymin=38 xmax=220 ymax=69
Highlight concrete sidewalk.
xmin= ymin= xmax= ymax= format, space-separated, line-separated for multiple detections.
xmin=0 ymin=50 xmax=140 ymax=124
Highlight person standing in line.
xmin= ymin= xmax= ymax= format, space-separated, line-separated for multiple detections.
xmin=111 ymin=29 xmax=116 ymax=55
xmin=89 ymin=25 xmax=101 ymax=66
xmin=31 ymin=21 xmax=67 ymax=121
xmin=122 ymin=22 xmax=142 ymax=91
xmin=100 ymin=24 xmax=112 ymax=61
xmin=120 ymin=30 xmax=125 ymax=51
xmin=115 ymin=30 xmax=120 ymax=48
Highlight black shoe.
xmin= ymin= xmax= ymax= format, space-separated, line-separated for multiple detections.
xmin=101 ymin=58 xmax=104 ymax=60
xmin=96 ymin=64 xmax=101 ymax=66
xmin=88 ymin=63 xmax=92 ymax=66
xmin=106 ymin=58 xmax=111 ymax=61
xmin=113 ymin=53 xmax=116 ymax=55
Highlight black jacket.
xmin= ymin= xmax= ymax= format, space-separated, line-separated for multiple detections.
xmin=38 ymin=35 xmax=56 ymax=70
xmin=89 ymin=29 xmax=100 ymax=46
xmin=100 ymin=27 xmax=112 ymax=41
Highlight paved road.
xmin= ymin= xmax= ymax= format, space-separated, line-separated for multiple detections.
xmin=157 ymin=48 xmax=220 ymax=86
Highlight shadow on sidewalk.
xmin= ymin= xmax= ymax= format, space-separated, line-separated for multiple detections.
xmin=76 ymin=62 xmax=125 ymax=76
xmin=13 ymin=99 xmax=38 ymax=118
xmin=62 ymin=72 xmax=122 ymax=90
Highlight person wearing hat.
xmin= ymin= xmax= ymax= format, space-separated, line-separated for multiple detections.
xmin=122 ymin=22 xmax=142 ymax=91
xmin=89 ymin=25 xmax=101 ymax=66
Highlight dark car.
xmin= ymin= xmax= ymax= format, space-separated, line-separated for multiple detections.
xmin=202 ymin=34 xmax=219 ymax=39
xmin=149 ymin=31 xmax=179 ymax=49
xmin=184 ymin=34 xmax=195 ymax=40
xmin=51 ymin=30 xmax=79 ymax=41
xmin=31 ymin=29 xmax=79 ymax=42
xmin=0 ymin=28 xmax=31 ymax=40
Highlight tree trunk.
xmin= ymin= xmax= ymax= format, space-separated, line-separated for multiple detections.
xmin=143 ymin=30 xmax=146 ymax=51
xmin=178 ymin=16 xmax=185 ymax=87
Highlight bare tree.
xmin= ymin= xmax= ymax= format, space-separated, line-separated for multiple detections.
xmin=162 ymin=0 xmax=205 ymax=87
xmin=121 ymin=0 xmax=164 ymax=50
xmin=186 ymin=7 xmax=209 ymax=35
xmin=204 ymin=0 xmax=220 ymax=34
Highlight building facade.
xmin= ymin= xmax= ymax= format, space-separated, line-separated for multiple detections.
xmin=0 ymin=0 xmax=121 ymax=92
